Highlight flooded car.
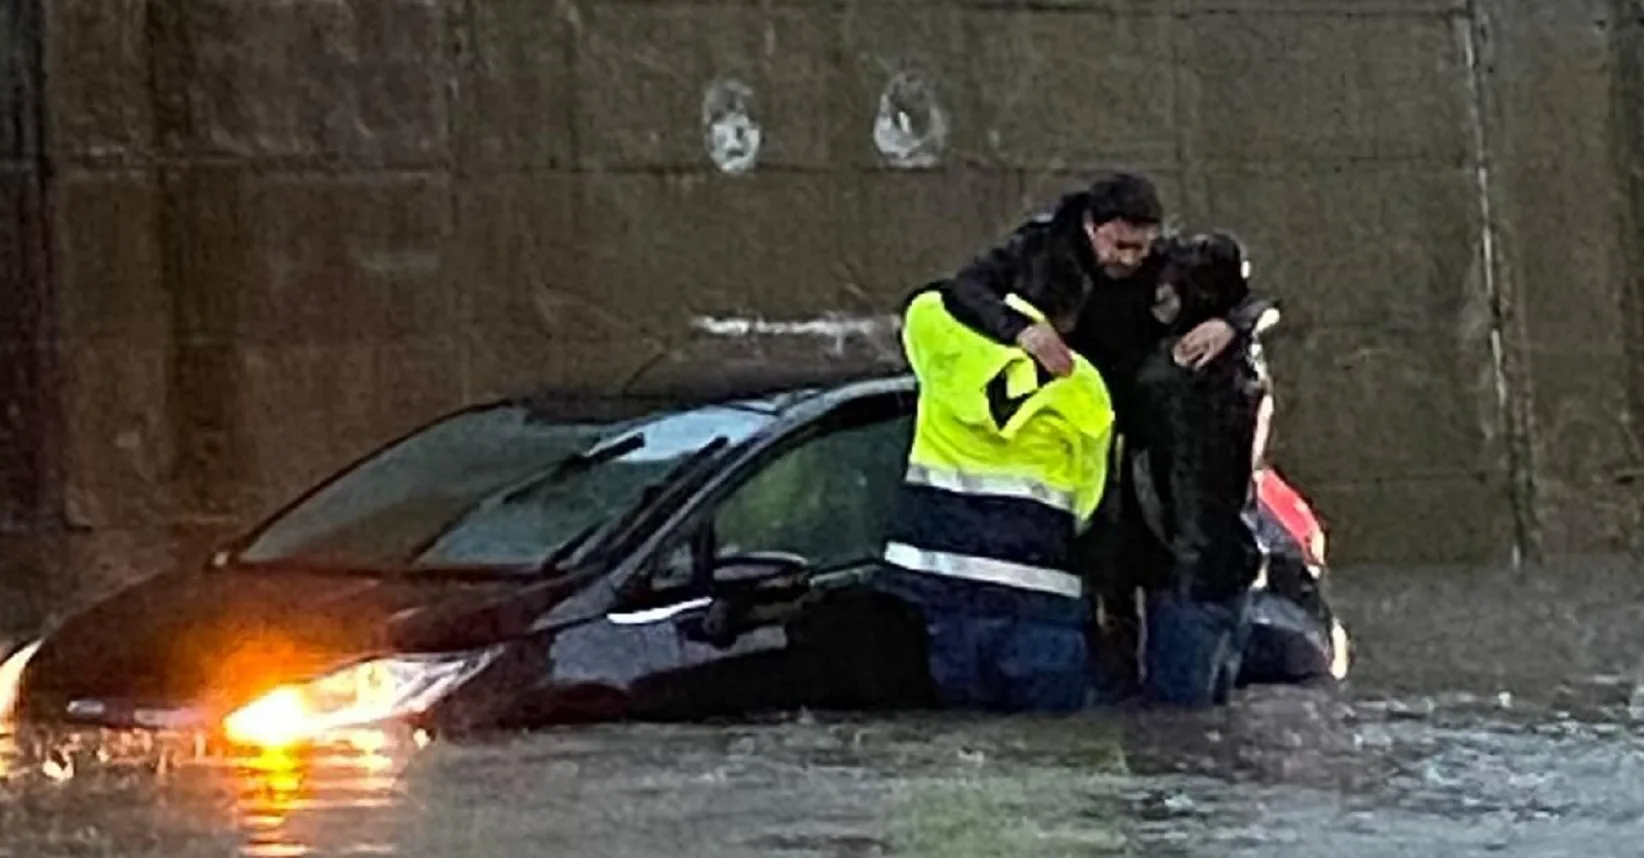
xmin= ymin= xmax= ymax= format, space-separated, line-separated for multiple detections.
xmin=0 ymin=373 xmax=1347 ymax=748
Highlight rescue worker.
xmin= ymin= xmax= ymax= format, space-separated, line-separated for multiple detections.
xmin=877 ymin=284 xmax=1116 ymax=714
xmin=1124 ymin=231 xmax=1268 ymax=706
xmin=927 ymin=172 xmax=1278 ymax=703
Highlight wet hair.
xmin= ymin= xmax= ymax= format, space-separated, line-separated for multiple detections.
xmin=1084 ymin=172 xmax=1164 ymax=228
xmin=1158 ymin=230 xmax=1251 ymax=328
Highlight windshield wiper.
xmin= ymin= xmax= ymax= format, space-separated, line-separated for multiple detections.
xmin=498 ymin=433 xmax=646 ymax=506
xmin=600 ymin=435 xmax=733 ymax=544
xmin=530 ymin=438 xmax=731 ymax=576
xmin=402 ymin=433 xmax=647 ymax=567
xmin=651 ymin=435 xmax=729 ymax=497
xmin=527 ymin=435 xmax=730 ymax=575
xmin=537 ymin=520 xmax=602 ymax=573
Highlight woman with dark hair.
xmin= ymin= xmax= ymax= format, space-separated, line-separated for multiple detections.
xmin=1096 ymin=231 xmax=1271 ymax=707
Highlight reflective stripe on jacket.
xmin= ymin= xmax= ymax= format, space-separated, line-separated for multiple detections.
xmin=883 ymin=291 xmax=1116 ymax=599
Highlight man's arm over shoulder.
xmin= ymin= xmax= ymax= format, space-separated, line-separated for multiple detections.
xmin=935 ymin=225 xmax=1039 ymax=346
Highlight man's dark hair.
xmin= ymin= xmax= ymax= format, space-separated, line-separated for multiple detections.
xmin=1084 ymin=172 xmax=1164 ymax=227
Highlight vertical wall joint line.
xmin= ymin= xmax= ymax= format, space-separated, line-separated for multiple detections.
xmin=1608 ymin=0 xmax=1644 ymax=548
xmin=1459 ymin=0 xmax=1538 ymax=566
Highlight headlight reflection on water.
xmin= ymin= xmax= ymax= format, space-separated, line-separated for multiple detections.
xmin=222 ymin=647 xmax=502 ymax=750
xmin=2 ymin=720 xmax=425 ymax=857
xmin=234 ymin=739 xmax=409 ymax=858
xmin=1 ymin=642 xmax=484 ymax=857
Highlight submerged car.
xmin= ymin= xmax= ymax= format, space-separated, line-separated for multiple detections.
xmin=0 ymin=372 xmax=1348 ymax=747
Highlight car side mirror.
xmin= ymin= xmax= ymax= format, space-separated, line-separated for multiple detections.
xmin=680 ymin=551 xmax=813 ymax=648
xmin=711 ymin=550 xmax=808 ymax=583
xmin=709 ymin=550 xmax=811 ymax=599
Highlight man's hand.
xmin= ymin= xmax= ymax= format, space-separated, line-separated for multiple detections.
xmin=1016 ymin=323 xmax=1075 ymax=377
xmin=1173 ymin=319 xmax=1236 ymax=370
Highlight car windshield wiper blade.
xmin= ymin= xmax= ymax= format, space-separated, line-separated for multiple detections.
xmin=651 ymin=435 xmax=729 ymax=495
xmin=403 ymin=433 xmax=647 ymax=567
xmin=537 ymin=520 xmax=602 ymax=573
xmin=532 ymin=435 xmax=730 ymax=575
xmin=596 ymin=435 xmax=733 ymax=547
xmin=499 ymin=433 xmax=646 ymax=506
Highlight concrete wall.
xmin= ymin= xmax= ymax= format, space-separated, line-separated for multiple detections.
xmin=0 ymin=0 xmax=58 ymax=633
xmin=1 ymin=0 xmax=1639 ymax=633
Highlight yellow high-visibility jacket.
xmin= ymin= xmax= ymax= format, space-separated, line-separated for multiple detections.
xmin=883 ymin=291 xmax=1116 ymax=599
xmin=902 ymin=290 xmax=1114 ymax=523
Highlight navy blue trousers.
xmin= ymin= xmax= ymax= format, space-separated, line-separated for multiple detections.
xmin=1142 ymin=590 xmax=1252 ymax=708
xmin=872 ymin=566 xmax=1093 ymax=714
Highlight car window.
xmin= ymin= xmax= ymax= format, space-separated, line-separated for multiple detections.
xmin=413 ymin=408 xmax=772 ymax=569
xmin=237 ymin=403 xmax=775 ymax=571
xmin=642 ymin=538 xmax=698 ymax=596
xmin=711 ymin=413 xmax=913 ymax=572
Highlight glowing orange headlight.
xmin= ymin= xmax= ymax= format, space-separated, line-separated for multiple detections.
xmin=220 ymin=648 xmax=501 ymax=749
xmin=223 ymin=687 xmax=312 ymax=748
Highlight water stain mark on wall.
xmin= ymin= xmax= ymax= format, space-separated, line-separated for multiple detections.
xmin=692 ymin=314 xmax=902 ymax=357
xmin=701 ymin=77 xmax=762 ymax=175
xmin=873 ymin=71 xmax=947 ymax=169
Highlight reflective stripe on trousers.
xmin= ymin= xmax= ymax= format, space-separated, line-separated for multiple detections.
xmin=904 ymin=464 xmax=1077 ymax=514
xmin=883 ymin=542 xmax=1084 ymax=600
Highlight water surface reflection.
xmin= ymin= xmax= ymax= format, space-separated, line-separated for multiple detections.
xmin=6 ymin=556 xmax=1644 ymax=856
xmin=4 ymin=689 xmax=1643 ymax=857
xmin=0 ymin=725 xmax=421 ymax=857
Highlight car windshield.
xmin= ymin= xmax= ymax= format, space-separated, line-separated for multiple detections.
xmin=235 ymin=402 xmax=776 ymax=571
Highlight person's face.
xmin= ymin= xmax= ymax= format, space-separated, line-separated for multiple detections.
xmin=1084 ymin=216 xmax=1158 ymax=278
xmin=1150 ymin=280 xmax=1182 ymax=324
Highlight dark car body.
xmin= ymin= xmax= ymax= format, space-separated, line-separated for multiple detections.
xmin=2 ymin=372 xmax=1343 ymax=742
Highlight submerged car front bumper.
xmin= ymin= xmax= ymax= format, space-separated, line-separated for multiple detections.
xmin=3 ymin=642 xmax=509 ymax=747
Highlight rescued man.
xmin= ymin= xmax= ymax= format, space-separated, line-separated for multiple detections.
xmin=1121 ymin=231 xmax=1269 ymax=706
xmin=876 ymin=273 xmax=1116 ymax=713
xmin=927 ymin=172 xmax=1277 ymax=702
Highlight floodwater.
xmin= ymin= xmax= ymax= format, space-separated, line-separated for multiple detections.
xmin=3 ymin=558 xmax=1643 ymax=857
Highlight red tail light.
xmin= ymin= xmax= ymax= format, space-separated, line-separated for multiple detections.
xmin=1256 ymin=468 xmax=1326 ymax=566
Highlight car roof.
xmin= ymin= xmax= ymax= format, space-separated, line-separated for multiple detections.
xmin=501 ymin=368 xmax=914 ymax=426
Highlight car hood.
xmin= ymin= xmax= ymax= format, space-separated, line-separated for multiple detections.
xmin=18 ymin=566 xmax=537 ymax=718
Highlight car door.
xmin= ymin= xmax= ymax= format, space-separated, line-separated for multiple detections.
xmin=621 ymin=402 xmax=925 ymax=719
